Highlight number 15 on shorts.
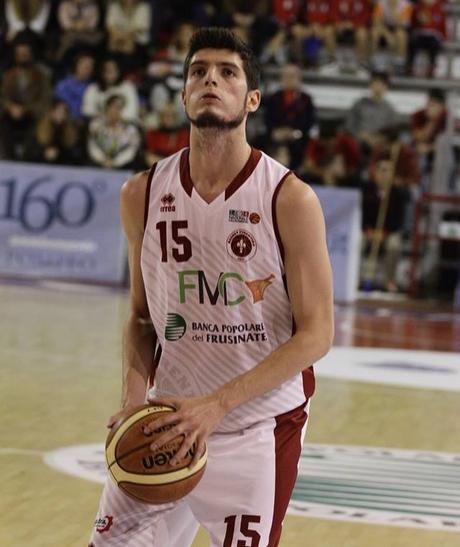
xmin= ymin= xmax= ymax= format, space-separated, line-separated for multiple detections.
xmin=224 ymin=514 xmax=261 ymax=547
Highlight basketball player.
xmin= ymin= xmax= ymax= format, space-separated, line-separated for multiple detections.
xmin=89 ymin=27 xmax=333 ymax=547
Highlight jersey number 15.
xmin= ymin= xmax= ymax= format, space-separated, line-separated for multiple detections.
xmin=156 ymin=220 xmax=192 ymax=263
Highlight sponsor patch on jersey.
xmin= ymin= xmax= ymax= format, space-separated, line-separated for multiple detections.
xmin=229 ymin=209 xmax=249 ymax=223
xmin=95 ymin=516 xmax=113 ymax=534
xmin=226 ymin=229 xmax=257 ymax=261
xmin=160 ymin=193 xmax=176 ymax=212
xmin=165 ymin=312 xmax=187 ymax=341
xmin=249 ymin=212 xmax=261 ymax=224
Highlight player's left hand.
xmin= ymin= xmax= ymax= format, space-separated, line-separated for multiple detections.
xmin=144 ymin=394 xmax=226 ymax=468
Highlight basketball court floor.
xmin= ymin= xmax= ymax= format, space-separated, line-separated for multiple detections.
xmin=1 ymin=281 xmax=459 ymax=547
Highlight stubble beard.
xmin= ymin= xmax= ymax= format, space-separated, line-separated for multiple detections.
xmin=186 ymin=96 xmax=247 ymax=131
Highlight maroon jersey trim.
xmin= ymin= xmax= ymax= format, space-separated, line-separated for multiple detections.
xmin=179 ymin=149 xmax=193 ymax=196
xmin=144 ymin=163 xmax=157 ymax=229
xmin=224 ymin=148 xmax=262 ymax=200
xmin=179 ymin=147 xmax=262 ymax=200
xmin=271 ymin=170 xmax=293 ymax=263
xmin=268 ymin=404 xmax=308 ymax=546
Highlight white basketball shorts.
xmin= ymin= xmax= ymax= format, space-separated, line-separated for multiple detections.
xmin=89 ymin=404 xmax=308 ymax=547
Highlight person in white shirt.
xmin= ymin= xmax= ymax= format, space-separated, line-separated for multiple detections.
xmin=82 ymin=57 xmax=140 ymax=123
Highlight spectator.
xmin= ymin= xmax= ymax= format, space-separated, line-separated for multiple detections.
xmin=361 ymin=151 xmax=410 ymax=291
xmin=345 ymin=70 xmax=399 ymax=151
xmin=259 ymin=0 xmax=303 ymax=65
xmin=302 ymin=118 xmax=362 ymax=186
xmin=87 ymin=95 xmax=141 ymax=169
xmin=292 ymin=0 xmax=335 ymax=66
xmin=222 ymin=1 xmax=274 ymax=57
xmin=5 ymin=0 xmax=51 ymax=43
xmin=56 ymin=0 xmax=103 ymax=62
xmin=408 ymin=0 xmax=447 ymax=78
xmin=410 ymin=87 xmax=447 ymax=173
xmin=369 ymin=125 xmax=420 ymax=187
xmin=191 ymin=1 xmax=221 ymax=27
xmin=147 ymin=22 xmax=195 ymax=125
xmin=264 ymin=63 xmax=316 ymax=168
xmin=55 ymin=52 xmax=95 ymax=119
xmin=0 ymin=37 xmax=52 ymax=159
xmin=144 ymin=102 xmax=189 ymax=166
xmin=372 ymin=0 xmax=413 ymax=73
xmin=333 ymin=0 xmax=373 ymax=67
xmin=82 ymin=57 xmax=140 ymax=123
xmin=25 ymin=98 xmax=82 ymax=164
xmin=106 ymin=0 xmax=152 ymax=71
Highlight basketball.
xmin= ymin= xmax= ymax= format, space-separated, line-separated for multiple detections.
xmin=105 ymin=404 xmax=207 ymax=504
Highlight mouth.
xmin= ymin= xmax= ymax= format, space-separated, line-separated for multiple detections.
xmin=201 ymin=93 xmax=220 ymax=100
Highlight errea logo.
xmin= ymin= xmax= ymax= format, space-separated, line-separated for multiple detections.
xmin=160 ymin=193 xmax=175 ymax=212
xmin=95 ymin=515 xmax=113 ymax=534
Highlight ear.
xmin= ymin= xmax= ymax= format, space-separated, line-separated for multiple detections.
xmin=246 ymin=89 xmax=261 ymax=113
xmin=181 ymin=89 xmax=186 ymax=107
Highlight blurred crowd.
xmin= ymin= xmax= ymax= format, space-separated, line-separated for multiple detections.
xmin=0 ymin=0 xmax=454 ymax=292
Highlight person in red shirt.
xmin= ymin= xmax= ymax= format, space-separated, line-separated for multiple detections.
xmin=301 ymin=118 xmax=362 ymax=186
xmin=410 ymin=88 xmax=446 ymax=171
xmin=272 ymin=0 xmax=303 ymax=26
xmin=144 ymin=101 xmax=190 ymax=165
xmin=264 ymin=63 xmax=316 ymax=168
xmin=369 ymin=125 xmax=420 ymax=187
xmin=408 ymin=0 xmax=447 ymax=77
xmin=259 ymin=0 xmax=303 ymax=64
xmin=332 ymin=0 xmax=372 ymax=63
xmin=292 ymin=0 xmax=336 ymax=64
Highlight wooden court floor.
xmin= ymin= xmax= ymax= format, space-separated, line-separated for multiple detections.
xmin=0 ymin=282 xmax=459 ymax=547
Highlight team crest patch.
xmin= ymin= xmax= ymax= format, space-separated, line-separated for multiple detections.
xmin=229 ymin=209 xmax=249 ymax=223
xmin=160 ymin=193 xmax=176 ymax=212
xmin=226 ymin=229 xmax=257 ymax=261
xmin=95 ymin=515 xmax=113 ymax=534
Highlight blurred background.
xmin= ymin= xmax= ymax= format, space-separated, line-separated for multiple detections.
xmin=1 ymin=0 xmax=460 ymax=303
xmin=1 ymin=3 xmax=460 ymax=546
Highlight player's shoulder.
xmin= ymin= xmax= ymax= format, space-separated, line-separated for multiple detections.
xmin=121 ymin=169 xmax=151 ymax=204
xmin=277 ymin=173 xmax=320 ymax=214
xmin=120 ymin=169 xmax=152 ymax=236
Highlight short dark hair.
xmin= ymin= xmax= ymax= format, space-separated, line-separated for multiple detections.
xmin=370 ymin=70 xmax=390 ymax=86
xmin=428 ymin=88 xmax=445 ymax=104
xmin=183 ymin=27 xmax=260 ymax=90
xmin=105 ymin=94 xmax=125 ymax=110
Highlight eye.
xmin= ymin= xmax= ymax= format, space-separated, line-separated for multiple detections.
xmin=223 ymin=68 xmax=235 ymax=77
xmin=191 ymin=67 xmax=205 ymax=77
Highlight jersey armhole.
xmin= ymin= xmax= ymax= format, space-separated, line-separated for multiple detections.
xmin=144 ymin=163 xmax=157 ymax=230
xmin=271 ymin=170 xmax=293 ymax=264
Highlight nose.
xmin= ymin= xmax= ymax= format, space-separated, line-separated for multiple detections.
xmin=204 ymin=66 xmax=218 ymax=87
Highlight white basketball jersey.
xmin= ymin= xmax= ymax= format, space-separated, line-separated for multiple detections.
xmin=141 ymin=148 xmax=315 ymax=432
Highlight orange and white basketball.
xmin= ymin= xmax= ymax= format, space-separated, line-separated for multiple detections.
xmin=105 ymin=404 xmax=207 ymax=504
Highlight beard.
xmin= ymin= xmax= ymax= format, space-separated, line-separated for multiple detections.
xmin=186 ymin=98 xmax=247 ymax=130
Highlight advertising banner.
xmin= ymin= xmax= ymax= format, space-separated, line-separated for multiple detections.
xmin=313 ymin=186 xmax=362 ymax=303
xmin=0 ymin=162 xmax=130 ymax=284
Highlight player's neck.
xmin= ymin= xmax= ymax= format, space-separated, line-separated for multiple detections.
xmin=188 ymin=127 xmax=251 ymax=198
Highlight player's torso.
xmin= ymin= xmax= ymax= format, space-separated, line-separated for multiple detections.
xmin=141 ymin=148 xmax=312 ymax=431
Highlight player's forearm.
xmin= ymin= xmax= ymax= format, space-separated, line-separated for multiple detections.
xmin=121 ymin=314 xmax=157 ymax=407
xmin=214 ymin=323 xmax=333 ymax=415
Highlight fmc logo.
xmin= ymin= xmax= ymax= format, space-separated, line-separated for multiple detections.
xmin=177 ymin=270 xmax=275 ymax=306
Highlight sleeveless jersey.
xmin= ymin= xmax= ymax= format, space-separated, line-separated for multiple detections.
xmin=141 ymin=148 xmax=315 ymax=432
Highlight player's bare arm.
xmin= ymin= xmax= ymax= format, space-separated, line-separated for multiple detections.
xmin=107 ymin=171 xmax=158 ymax=428
xmin=147 ymin=174 xmax=334 ymax=466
